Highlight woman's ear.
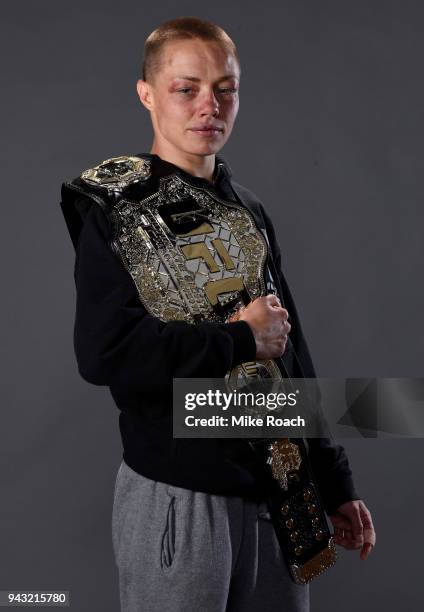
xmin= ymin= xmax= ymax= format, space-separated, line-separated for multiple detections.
xmin=136 ymin=79 xmax=154 ymax=111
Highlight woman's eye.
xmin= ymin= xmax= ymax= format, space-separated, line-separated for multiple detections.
xmin=177 ymin=87 xmax=237 ymax=94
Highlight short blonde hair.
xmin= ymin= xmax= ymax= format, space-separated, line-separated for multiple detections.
xmin=142 ymin=16 xmax=240 ymax=84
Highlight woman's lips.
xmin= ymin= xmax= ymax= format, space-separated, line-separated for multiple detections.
xmin=189 ymin=127 xmax=223 ymax=136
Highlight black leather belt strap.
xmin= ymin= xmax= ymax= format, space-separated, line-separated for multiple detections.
xmin=229 ymin=182 xmax=337 ymax=583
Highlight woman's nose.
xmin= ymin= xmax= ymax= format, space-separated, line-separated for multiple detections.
xmin=199 ymin=90 xmax=220 ymax=115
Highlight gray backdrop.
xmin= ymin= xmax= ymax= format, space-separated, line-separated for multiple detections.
xmin=1 ymin=1 xmax=423 ymax=610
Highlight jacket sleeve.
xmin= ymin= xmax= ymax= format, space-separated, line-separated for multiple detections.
xmin=259 ymin=202 xmax=361 ymax=515
xmin=71 ymin=198 xmax=257 ymax=395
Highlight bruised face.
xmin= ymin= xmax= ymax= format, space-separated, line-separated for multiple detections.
xmin=137 ymin=38 xmax=240 ymax=159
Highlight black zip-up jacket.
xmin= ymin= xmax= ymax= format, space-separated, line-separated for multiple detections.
xmin=60 ymin=152 xmax=360 ymax=514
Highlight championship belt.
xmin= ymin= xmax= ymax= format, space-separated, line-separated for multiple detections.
xmin=75 ymin=155 xmax=336 ymax=583
xmin=264 ymin=438 xmax=336 ymax=583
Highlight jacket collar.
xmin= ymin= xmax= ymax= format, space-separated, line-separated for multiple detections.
xmin=136 ymin=152 xmax=235 ymax=199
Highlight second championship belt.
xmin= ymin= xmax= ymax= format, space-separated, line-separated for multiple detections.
xmin=81 ymin=157 xmax=336 ymax=584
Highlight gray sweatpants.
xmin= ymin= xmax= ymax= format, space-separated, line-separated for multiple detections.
xmin=112 ymin=460 xmax=310 ymax=612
